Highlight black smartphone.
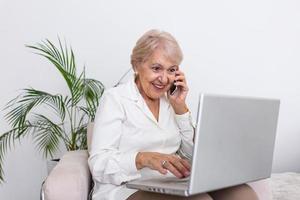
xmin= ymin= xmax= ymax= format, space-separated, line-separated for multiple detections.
xmin=169 ymin=81 xmax=177 ymax=95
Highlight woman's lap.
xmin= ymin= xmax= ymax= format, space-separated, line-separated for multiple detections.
xmin=126 ymin=191 xmax=213 ymax=200
xmin=126 ymin=184 xmax=259 ymax=200
xmin=209 ymin=184 xmax=259 ymax=200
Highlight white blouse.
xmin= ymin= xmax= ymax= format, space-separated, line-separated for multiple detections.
xmin=88 ymin=76 xmax=194 ymax=200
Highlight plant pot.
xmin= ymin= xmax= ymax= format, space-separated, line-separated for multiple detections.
xmin=46 ymin=158 xmax=60 ymax=174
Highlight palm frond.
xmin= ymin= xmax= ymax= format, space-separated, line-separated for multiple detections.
xmin=76 ymin=111 xmax=88 ymax=128
xmin=74 ymin=123 xmax=88 ymax=150
xmin=71 ymin=70 xmax=85 ymax=106
xmin=0 ymin=124 xmax=34 ymax=183
xmin=5 ymin=88 xmax=66 ymax=130
xmin=0 ymin=129 xmax=17 ymax=182
xmin=26 ymin=39 xmax=77 ymax=99
xmin=58 ymin=39 xmax=76 ymax=78
xmin=82 ymin=78 xmax=105 ymax=121
xmin=24 ymin=88 xmax=66 ymax=121
xmin=31 ymin=114 xmax=64 ymax=158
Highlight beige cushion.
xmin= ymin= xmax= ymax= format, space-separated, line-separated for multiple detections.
xmin=43 ymin=150 xmax=91 ymax=200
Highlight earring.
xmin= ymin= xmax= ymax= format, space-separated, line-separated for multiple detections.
xmin=134 ymin=71 xmax=138 ymax=77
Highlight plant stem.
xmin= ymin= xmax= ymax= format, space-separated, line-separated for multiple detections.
xmin=66 ymin=105 xmax=74 ymax=150
xmin=70 ymin=105 xmax=78 ymax=150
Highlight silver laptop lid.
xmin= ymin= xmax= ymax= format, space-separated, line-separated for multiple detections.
xmin=189 ymin=94 xmax=280 ymax=194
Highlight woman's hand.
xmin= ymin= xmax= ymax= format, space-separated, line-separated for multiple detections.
xmin=167 ymin=70 xmax=189 ymax=114
xmin=135 ymin=152 xmax=191 ymax=178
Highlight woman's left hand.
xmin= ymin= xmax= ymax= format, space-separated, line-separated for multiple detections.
xmin=167 ymin=70 xmax=189 ymax=114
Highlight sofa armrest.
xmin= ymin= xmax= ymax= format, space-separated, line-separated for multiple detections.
xmin=43 ymin=150 xmax=92 ymax=200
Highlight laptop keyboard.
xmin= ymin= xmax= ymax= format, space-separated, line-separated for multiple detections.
xmin=160 ymin=177 xmax=190 ymax=183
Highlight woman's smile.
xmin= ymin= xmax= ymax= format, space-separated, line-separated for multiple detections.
xmin=152 ymin=83 xmax=167 ymax=90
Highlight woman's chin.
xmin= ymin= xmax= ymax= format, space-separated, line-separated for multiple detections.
xmin=149 ymin=91 xmax=166 ymax=99
xmin=147 ymin=84 xmax=170 ymax=99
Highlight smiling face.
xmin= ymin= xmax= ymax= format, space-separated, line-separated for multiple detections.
xmin=135 ymin=48 xmax=178 ymax=101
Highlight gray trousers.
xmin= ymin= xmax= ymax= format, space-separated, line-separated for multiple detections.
xmin=126 ymin=184 xmax=259 ymax=200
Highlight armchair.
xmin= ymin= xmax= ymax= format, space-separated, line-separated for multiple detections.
xmin=41 ymin=123 xmax=94 ymax=200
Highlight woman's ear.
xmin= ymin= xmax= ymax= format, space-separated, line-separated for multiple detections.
xmin=132 ymin=64 xmax=139 ymax=77
xmin=133 ymin=63 xmax=140 ymax=74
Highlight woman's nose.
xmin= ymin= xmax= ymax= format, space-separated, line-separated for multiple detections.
xmin=158 ymin=72 xmax=169 ymax=84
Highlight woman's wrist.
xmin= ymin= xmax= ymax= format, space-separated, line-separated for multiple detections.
xmin=135 ymin=152 xmax=144 ymax=170
xmin=173 ymin=103 xmax=189 ymax=115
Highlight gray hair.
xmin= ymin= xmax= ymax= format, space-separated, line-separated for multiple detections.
xmin=131 ymin=29 xmax=183 ymax=68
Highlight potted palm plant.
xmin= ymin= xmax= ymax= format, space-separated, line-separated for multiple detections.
xmin=0 ymin=39 xmax=105 ymax=183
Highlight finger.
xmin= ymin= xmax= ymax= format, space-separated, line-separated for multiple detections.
xmin=170 ymin=155 xmax=190 ymax=175
xmin=180 ymin=159 xmax=191 ymax=171
xmin=171 ymin=159 xmax=190 ymax=177
xmin=175 ymin=70 xmax=184 ymax=76
xmin=175 ymin=75 xmax=186 ymax=83
xmin=163 ymin=161 xmax=184 ymax=178
xmin=175 ymin=81 xmax=189 ymax=91
xmin=155 ymin=162 xmax=168 ymax=175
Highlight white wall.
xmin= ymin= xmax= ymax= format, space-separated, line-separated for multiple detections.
xmin=1 ymin=0 xmax=300 ymax=199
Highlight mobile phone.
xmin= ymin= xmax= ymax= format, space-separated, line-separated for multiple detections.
xmin=169 ymin=81 xmax=177 ymax=95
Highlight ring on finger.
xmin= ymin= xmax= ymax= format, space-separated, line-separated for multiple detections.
xmin=162 ymin=160 xmax=168 ymax=168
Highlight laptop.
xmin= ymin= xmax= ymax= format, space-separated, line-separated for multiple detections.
xmin=126 ymin=93 xmax=280 ymax=196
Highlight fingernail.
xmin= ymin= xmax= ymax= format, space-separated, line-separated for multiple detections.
xmin=184 ymin=171 xmax=190 ymax=177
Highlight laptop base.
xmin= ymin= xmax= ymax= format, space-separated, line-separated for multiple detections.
xmin=126 ymin=178 xmax=189 ymax=196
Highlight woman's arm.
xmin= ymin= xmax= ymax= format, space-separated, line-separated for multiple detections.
xmin=175 ymin=111 xmax=194 ymax=160
xmin=167 ymin=70 xmax=194 ymax=160
xmin=88 ymin=91 xmax=141 ymax=185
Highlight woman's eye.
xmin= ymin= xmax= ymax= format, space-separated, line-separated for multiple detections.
xmin=169 ymin=68 xmax=176 ymax=73
xmin=152 ymin=66 xmax=160 ymax=71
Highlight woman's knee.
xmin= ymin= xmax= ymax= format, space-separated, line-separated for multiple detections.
xmin=189 ymin=193 xmax=213 ymax=200
xmin=209 ymin=184 xmax=259 ymax=200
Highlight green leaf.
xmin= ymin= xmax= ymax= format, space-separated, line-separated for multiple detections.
xmin=82 ymin=78 xmax=105 ymax=121
xmin=71 ymin=70 xmax=85 ymax=106
xmin=74 ymin=123 xmax=88 ymax=150
xmin=0 ymin=129 xmax=17 ymax=183
xmin=0 ymin=124 xmax=33 ymax=183
xmin=31 ymin=114 xmax=64 ymax=158
xmin=4 ymin=88 xmax=67 ymax=130
xmin=26 ymin=40 xmax=77 ymax=99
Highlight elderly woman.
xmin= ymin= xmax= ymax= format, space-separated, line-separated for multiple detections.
xmin=88 ymin=30 xmax=259 ymax=200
